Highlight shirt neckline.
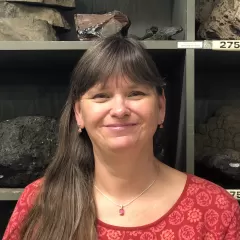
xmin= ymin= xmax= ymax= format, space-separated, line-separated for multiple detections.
xmin=96 ymin=173 xmax=191 ymax=230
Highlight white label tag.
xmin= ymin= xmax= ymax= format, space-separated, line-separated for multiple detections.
xmin=212 ymin=40 xmax=240 ymax=51
xmin=177 ymin=41 xmax=203 ymax=49
xmin=227 ymin=189 xmax=240 ymax=200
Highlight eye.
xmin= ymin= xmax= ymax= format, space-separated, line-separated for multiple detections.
xmin=129 ymin=91 xmax=146 ymax=97
xmin=92 ymin=93 xmax=109 ymax=99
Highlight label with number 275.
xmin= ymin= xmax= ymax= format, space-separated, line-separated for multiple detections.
xmin=227 ymin=189 xmax=240 ymax=200
xmin=212 ymin=40 xmax=240 ymax=51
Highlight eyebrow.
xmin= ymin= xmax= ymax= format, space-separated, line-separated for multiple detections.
xmin=96 ymin=83 xmax=146 ymax=91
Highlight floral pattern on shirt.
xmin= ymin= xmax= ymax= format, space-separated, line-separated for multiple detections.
xmin=3 ymin=175 xmax=240 ymax=240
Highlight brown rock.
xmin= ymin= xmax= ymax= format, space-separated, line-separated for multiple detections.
xmin=198 ymin=0 xmax=240 ymax=39
xmin=0 ymin=0 xmax=75 ymax=8
xmin=0 ymin=18 xmax=57 ymax=41
xmin=195 ymin=0 xmax=220 ymax=23
xmin=74 ymin=11 xmax=130 ymax=41
xmin=0 ymin=2 xmax=70 ymax=29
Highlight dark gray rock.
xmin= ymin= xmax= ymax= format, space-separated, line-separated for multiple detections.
xmin=0 ymin=2 xmax=70 ymax=30
xmin=0 ymin=116 xmax=58 ymax=187
xmin=0 ymin=0 xmax=75 ymax=8
xmin=199 ymin=149 xmax=240 ymax=180
xmin=0 ymin=18 xmax=58 ymax=41
xmin=139 ymin=26 xmax=183 ymax=40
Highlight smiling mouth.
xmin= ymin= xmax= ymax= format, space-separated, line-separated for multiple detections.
xmin=105 ymin=123 xmax=137 ymax=127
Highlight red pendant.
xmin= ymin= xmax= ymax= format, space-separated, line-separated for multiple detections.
xmin=119 ymin=206 xmax=125 ymax=216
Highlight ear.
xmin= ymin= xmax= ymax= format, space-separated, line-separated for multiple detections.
xmin=157 ymin=89 xmax=166 ymax=125
xmin=74 ymin=100 xmax=85 ymax=129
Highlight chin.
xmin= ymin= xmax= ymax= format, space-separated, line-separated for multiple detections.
xmin=107 ymin=137 xmax=138 ymax=151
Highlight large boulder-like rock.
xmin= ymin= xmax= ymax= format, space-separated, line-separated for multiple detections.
xmin=195 ymin=106 xmax=240 ymax=182
xmin=0 ymin=116 xmax=58 ymax=187
xmin=0 ymin=18 xmax=58 ymax=40
xmin=0 ymin=0 xmax=75 ymax=8
xmin=198 ymin=0 xmax=240 ymax=39
xmin=0 ymin=2 xmax=70 ymax=30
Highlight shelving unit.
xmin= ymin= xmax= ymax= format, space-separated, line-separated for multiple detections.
xmin=0 ymin=0 xmax=239 ymax=236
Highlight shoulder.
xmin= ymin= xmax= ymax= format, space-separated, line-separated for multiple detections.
xmin=182 ymin=174 xmax=240 ymax=236
xmin=186 ymin=174 xmax=237 ymax=207
xmin=2 ymin=178 xmax=44 ymax=240
xmin=18 ymin=178 xmax=43 ymax=208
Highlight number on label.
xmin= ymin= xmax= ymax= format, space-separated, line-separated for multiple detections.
xmin=212 ymin=40 xmax=240 ymax=51
xmin=227 ymin=190 xmax=240 ymax=200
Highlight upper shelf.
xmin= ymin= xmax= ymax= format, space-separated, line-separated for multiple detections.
xmin=0 ymin=41 xmax=185 ymax=72
xmin=0 ymin=40 xmax=178 ymax=50
xmin=60 ymin=0 xmax=186 ymax=41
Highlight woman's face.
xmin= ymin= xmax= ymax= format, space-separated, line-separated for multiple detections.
xmin=74 ymin=77 xmax=165 ymax=152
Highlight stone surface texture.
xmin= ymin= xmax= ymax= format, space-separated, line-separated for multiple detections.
xmin=74 ymin=10 xmax=130 ymax=40
xmin=0 ymin=116 xmax=58 ymax=187
xmin=195 ymin=106 xmax=240 ymax=179
xmin=195 ymin=0 xmax=220 ymax=23
xmin=197 ymin=0 xmax=240 ymax=39
xmin=0 ymin=18 xmax=57 ymax=40
xmin=0 ymin=0 xmax=75 ymax=8
xmin=0 ymin=2 xmax=70 ymax=29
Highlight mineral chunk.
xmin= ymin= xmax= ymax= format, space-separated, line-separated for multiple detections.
xmin=198 ymin=0 xmax=240 ymax=39
xmin=74 ymin=10 xmax=130 ymax=40
xmin=0 ymin=18 xmax=57 ymax=41
xmin=0 ymin=0 xmax=75 ymax=8
xmin=139 ymin=26 xmax=183 ymax=40
xmin=0 ymin=116 xmax=58 ymax=187
xmin=0 ymin=2 xmax=70 ymax=30
xmin=195 ymin=106 xmax=240 ymax=182
xmin=195 ymin=0 xmax=220 ymax=23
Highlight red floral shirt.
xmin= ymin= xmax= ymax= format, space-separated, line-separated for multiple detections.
xmin=3 ymin=174 xmax=240 ymax=240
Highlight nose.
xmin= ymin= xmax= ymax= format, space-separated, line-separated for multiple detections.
xmin=110 ymin=96 xmax=130 ymax=118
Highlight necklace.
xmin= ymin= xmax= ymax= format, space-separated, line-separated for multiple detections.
xmin=94 ymin=177 xmax=157 ymax=216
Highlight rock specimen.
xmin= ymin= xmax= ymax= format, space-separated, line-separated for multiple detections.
xmin=74 ymin=10 xmax=130 ymax=40
xmin=195 ymin=106 xmax=240 ymax=181
xmin=0 ymin=18 xmax=57 ymax=40
xmin=197 ymin=0 xmax=240 ymax=39
xmin=0 ymin=0 xmax=75 ymax=8
xmin=0 ymin=2 xmax=70 ymax=30
xmin=138 ymin=26 xmax=183 ymax=40
xmin=0 ymin=116 xmax=58 ymax=187
xmin=195 ymin=0 xmax=220 ymax=23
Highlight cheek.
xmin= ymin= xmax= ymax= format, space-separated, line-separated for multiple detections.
xmin=136 ymin=102 xmax=159 ymax=124
xmin=81 ymin=103 xmax=107 ymax=126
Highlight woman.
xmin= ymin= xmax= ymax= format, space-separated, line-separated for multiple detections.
xmin=3 ymin=35 xmax=240 ymax=240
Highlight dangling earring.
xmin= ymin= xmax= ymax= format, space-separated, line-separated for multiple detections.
xmin=159 ymin=120 xmax=164 ymax=129
xmin=77 ymin=124 xmax=82 ymax=133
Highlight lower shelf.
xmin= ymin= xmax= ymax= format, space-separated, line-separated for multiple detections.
xmin=0 ymin=188 xmax=239 ymax=201
xmin=0 ymin=189 xmax=23 ymax=201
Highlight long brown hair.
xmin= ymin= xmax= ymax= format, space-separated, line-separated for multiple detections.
xmin=19 ymin=35 xmax=166 ymax=240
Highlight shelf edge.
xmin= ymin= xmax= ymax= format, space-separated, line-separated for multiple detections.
xmin=0 ymin=40 xmax=179 ymax=50
xmin=0 ymin=188 xmax=239 ymax=201
xmin=0 ymin=188 xmax=23 ymax=201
